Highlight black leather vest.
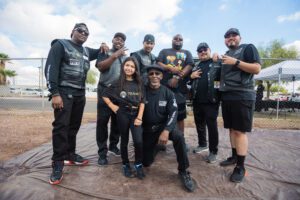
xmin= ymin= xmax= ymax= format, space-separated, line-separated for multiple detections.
xmin=132 ymin=50 xmax=156 ymax=84
xmin=58 ymin=39 xmax=90 ymax=89
xmin=220 ymin=44 xmax=254 ymax=92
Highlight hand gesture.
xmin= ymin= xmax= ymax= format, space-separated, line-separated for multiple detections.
xmin=221 ymin=55 xmax=237 ymax=65
xmin=113 ymin=47 xmax=128 ymax=58
xmin=100 ymin=42 xmax=109 ymax=53
xmin=190 ymin=69 xmax=202 ymax=79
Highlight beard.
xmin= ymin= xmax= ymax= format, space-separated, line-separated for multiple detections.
xmin=172 ymin=43 xmax=182 ymax=50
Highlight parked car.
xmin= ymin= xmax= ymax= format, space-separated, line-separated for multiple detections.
xmin=10 ymin=87 xmax=21 ymax=94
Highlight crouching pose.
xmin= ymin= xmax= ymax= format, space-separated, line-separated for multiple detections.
xmin=142 ymin=64 xmax=195 ymax=192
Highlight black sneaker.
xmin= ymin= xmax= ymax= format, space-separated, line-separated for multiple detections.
xmin=178 ymin=171 xmax=195 ymax=192
xmin=134 ymin=163 xmax=145 ymax=179
xmin=230 ymin=166 xmax=248 ymax=183
xmin=49 ymin=161 xmax=64 ymax=185
xmin=122 ymin=163 xmax=134 ymax=178
xmin=98 ymin=157 xmax=108 ymax=166
xmin=220 ymin=156 xmax=237 ymax=166
xmin=64 ymin=154 xmax=89 ymax=166
xmin=108 ymin=147 xmax=121 ymax=156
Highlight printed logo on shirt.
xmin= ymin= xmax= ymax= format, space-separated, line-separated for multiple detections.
xmin=120 ymin=91 xmax=127 ymax=98
xmin=83 ymin=55 xmax=89 ymax=61
xmin=172 ymin=99 xmax=177 ymax=107
xmin=159 ymin=101 xmax=167 ymax=107
xmin=70 ymin=59 xmax=80 ymax=66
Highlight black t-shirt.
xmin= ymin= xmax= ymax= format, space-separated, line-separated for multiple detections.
xmin=194 ymin=59 xmax=211 ymax=103
xmin=45 ymin=39 xmax=99 ymax=96
xmin=103 ymin=80 xmax=144 ymax=107
xmin=221 ymin=44 xmax=261 ymax=101
xmin=157 ymin=48 xmax=194 ymax=92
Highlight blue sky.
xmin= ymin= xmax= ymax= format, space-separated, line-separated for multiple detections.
xmin=0 ymin=0 xmax=299 ymax=86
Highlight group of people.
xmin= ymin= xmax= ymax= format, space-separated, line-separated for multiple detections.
xmin=45 ymin=23 xmax=261 ymax=192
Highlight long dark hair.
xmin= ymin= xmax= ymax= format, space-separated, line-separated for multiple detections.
xmin=119 ymin=57 xmax=143 ymax=100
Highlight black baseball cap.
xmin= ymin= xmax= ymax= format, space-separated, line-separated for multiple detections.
xmin=197 ymin=42 xmax=209 ymax=52
xmin=146 ymin=64 xmax=164 ymax=73
xmin=143 ymin=34 xmax=155 ymax=43
xmin=224 ymin=28 xmax=240 ymax=38
xmin=114 ymin=32 xmax=126 ymax=41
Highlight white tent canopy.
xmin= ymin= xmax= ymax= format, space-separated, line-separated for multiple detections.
xmin=254 ymin=60 xmax=300 ymax=119
xmin=255 ymin=60 xmax=300 ymax=81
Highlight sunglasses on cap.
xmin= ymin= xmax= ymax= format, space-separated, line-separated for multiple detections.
xmin=225 ymin=33 xmax=238 ymax=39
xmin=149 ymin=71 xmax=162 ymax=76
xmin=75 ymin=27 xmax=89 ymax=36
xmin=198 ymin=48 xmax=208 ymax=53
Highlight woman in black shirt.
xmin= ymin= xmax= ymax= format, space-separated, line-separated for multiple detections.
xmin=103 ymin=57 xmax=145 ymax=179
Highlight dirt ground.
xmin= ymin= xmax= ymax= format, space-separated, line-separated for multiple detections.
xmin=0 ymin=108 xmax=299 ymax=161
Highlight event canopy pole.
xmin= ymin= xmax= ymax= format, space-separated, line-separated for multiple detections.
xmin=276 ymin=67 xmax=282 ymax=119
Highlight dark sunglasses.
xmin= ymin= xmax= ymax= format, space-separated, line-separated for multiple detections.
xmin=173 ymin=37 xmax=183 ymax=41
xmin=225 ymin=33 xmax=238 ymax=39
xmin=75 ymin=28 xmax=89 ymax=36
xmin=149 ymin=71 xmax=162 ymax=76
xmin=198 ymin=48 xmax=208 ymax=53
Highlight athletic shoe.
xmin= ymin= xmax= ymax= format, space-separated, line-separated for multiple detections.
xmin=122 ymin=163 xmax=134 ymax=178
xmin=230 ymin=166 xmax=248 ymax=183
xmin=219 ymin=156 xmax=237 ymax=167
xmin=192 ymin=146 xmax=208 ymax=154
xmin=178 ymin=171 xmax=195 ymax=192
xmin=98 ymin=157 xmax=108 ymax=166
xmin=206 ymin=152 xmax=217 ymax=164
xmin=134 ymin=163 xmax=145 ymax=179
xmin=108 ymin=147 xmax=121 ymax=156
xmin=49 ymin=161 xmax=64 ymax=185
xmin=64 ymin=154 xmax=89 ymax=166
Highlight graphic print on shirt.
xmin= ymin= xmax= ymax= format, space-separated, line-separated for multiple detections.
xmin=165 ymin=52 xmax=187 ymax=70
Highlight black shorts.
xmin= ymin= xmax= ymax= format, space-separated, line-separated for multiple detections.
xmin=222 ymin=100 xmax=254 ymax=132
xmin=177 ymin=102 xmax=187 ymax=121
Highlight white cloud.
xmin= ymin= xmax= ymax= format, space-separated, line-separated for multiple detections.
xmin=277 ymin=11 xmax=300 ymax=23
xmin=218 ymin=4 xmax=228 ymax=11
xmin=0 ymin=0 xmax=182 ymax=86
xmin=284 ymin=40 xmax=300 ymax=56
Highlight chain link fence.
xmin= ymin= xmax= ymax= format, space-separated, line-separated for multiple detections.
xmin=1 ymin=57 xmax=300 ymax=129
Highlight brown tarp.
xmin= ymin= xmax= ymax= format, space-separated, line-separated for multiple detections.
xmin=1 ymin=124 xmax=300 ymax=200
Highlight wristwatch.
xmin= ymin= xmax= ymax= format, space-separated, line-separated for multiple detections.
xmin=235 ymin=59 xmax=240 ymax=66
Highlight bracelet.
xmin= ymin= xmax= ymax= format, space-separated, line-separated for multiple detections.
xmin=136 ymin=118 xmax=142 ymax=121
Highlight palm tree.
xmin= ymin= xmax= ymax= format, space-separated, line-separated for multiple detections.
xmin=0 ymin=53 xmax=17 ymax=85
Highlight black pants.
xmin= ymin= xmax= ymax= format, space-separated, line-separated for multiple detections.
xmin=96 ymin=88 xmax=120 ymax=158
xmin=52 ymin=94 xmax=85 ymax=161
xmin=117 ymin=108 xmax=143 ymax=165
xmin=193 ymin=102 xmax=219 ymax=154
xmin=143 ymin=127 xmax=189 ymax=172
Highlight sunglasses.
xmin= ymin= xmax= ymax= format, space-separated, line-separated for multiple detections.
xmin=75 ymin=28 xmax=89 ymax=36
xmin=198 ymin=48 xmax=208 ymax=53
xmin=149 ymin=71 xmax=162 ymax=76
xmin=225 ymin=33 xmax=238 ymax=39
xmin=173 ymin=37 xmax=183 ymax=41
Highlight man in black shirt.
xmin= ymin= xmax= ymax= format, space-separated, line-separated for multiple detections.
xmin=142 ymin=64 xmax=195 ymax=192
xmin=190 ymin=42 xmax=221 ymax=163
xmin=214 ymin=28 xmax=261 ymax=183
xmin=157 ymin=34 xmax=194 ymax=134
xmin=131 ymin=34 xmax=156 ymax=85
xmin=45 ymin=23 xmax=99 ymax=185
xmin=95 ymin=32 xmax=128 ymax=165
